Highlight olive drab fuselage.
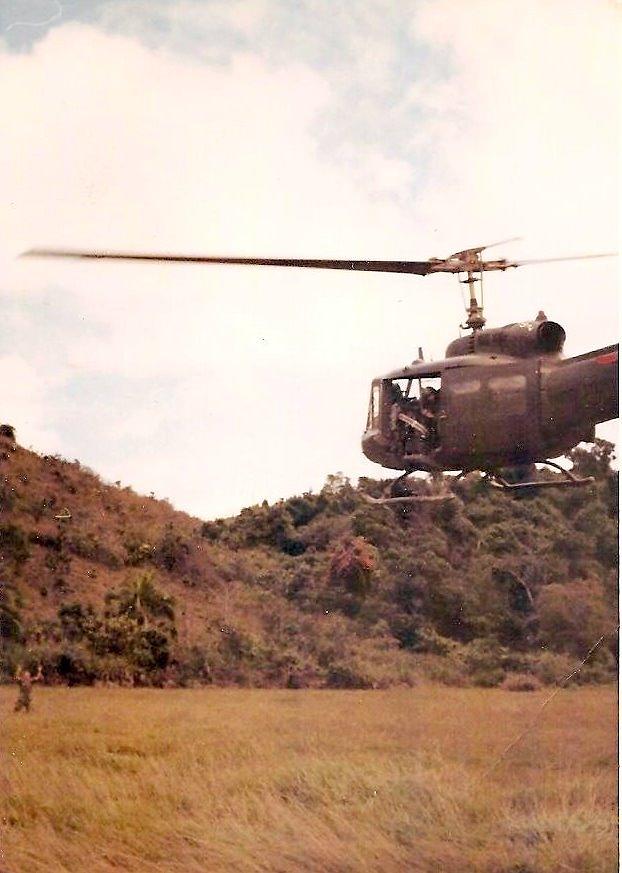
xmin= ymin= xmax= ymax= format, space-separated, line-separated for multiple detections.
xmin=362 ymin=317 xmax=619 ymax=475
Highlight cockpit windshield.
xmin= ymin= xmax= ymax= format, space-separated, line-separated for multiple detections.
xmin=366 ymin=382 xmax=381 ymax=429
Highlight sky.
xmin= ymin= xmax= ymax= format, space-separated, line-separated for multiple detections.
xmin=1 ymin=0 xmax=619 ymax=519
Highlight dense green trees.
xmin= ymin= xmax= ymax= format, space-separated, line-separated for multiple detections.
xmin=1 ymin=441 xmax=617 ymax=688
xmin=190 ymin=447 xmax=617 ymax=687
xmin=2 ymin=574 xmax=178 ymax=685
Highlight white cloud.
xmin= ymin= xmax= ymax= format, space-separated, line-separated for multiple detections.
xmin=409 ymin=0 xmax=620 ymax=257
xmin=0 ymin=355 xmax=61 ymax=447
xmin=1 ymin=1 xmax=618 ymax=517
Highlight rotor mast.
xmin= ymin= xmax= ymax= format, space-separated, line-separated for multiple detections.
xmin=444 ymin=240 xmax=519 ymax=333
xmin=461 ymin=269 xmax=486 ymax=331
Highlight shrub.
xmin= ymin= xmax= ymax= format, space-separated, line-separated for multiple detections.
xmin=537 ymin=579 xmax=613 ymax=656
xmin=0 ymin=582 xmax=22 ymax=641
xmin=454 ymin=638 xmax=509 ymax=687
xmin=58 ymin=602 xmax=97 ymax=642
xmin=502 ymin=672 xmax=543 ymax=692
xmin=217 ymin=503 xmax=300 ymax=551
xmin=568 ymin=439 xmax=615 ymax=480
xmin=415 ymin=626 xmax=460 ymax=656
xmin=283 ymin=493 xmax=326 ymax=528
xmin=483 ymin=523 xmax=524 ymax=556
xmin=526 ymin=650 xmax=576 ymax=685
xmin=66 ymin=531 xmax=122 ymax=568
xmin=123 ymin=535 xmax=154 ymax=566
xmin=0 ymin=424 xmax=16 ymax=440
xmin=573 ymin=646 xmax=617 ymax=685
xmin=471 ymin=666 xmax=505 ymax=687
xmin=416 ymin=653 xmax=467 ymax=686
xmin=200 ymin=519 xmax=226 ymax=542
xmin=132 ymin=627 xmax=172 ymax=670
xmin=0 ymin=640 xmax=25 ymax=681
xmin=217 ymin=627 xmax=266 ymax=668
xmin=352 ymin=508 xmax=397 ymax=550
xmin=595 ymin=523 xmax=618 ymax=567
xmin=325 ymin=640 xmax=416 ymax=689
xmin=326 ymin=662 xmax=375 ymax=689
xmin=54 ymin=645 xmax=98 ymax=686
xmin=299 ymin=515 xmax=349 ymax=551
xmin=171 ymin=644 xmax=212 ymax=686
xmin=0 ymin=524 xmax=30 ymax=572
xmin=154 ymin=523 xmax=190 ymax=572
xmin=260 ymin=646 xmax=318 ymax=688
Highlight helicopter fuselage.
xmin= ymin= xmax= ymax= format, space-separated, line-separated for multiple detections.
xmin=362 ymin=318 xmax=618 ymax=475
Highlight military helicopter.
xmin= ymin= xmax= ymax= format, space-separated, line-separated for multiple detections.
xmin=25 ymin=241 xmax=618 ymax=503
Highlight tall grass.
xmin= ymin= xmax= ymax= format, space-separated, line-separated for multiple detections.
xmin=1 ymin=685 xmax=617 ymax=872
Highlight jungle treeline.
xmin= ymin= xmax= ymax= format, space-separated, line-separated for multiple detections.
xmin=0 ymin=427 xmax=617 ymax=689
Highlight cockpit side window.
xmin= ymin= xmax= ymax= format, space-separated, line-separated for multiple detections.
xmin=390 ymin=375 xmax=441 ymax=400
xmin=384 ymin=374 xmax=443 ymax=451
xmin=367 ymin=383 xmax=381 ymax=429
xmin=390 ymin=378 xmax=410 ymax=399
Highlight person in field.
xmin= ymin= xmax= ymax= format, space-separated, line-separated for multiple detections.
xmin=14 ymin=664 xmax=43 ymax=713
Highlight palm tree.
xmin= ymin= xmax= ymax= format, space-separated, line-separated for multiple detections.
xmin=107 ymin=572 xmax=175 ymax=627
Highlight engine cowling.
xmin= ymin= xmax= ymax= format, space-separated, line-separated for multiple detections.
xmin=445 ymin=317 xmax=566 ymax=359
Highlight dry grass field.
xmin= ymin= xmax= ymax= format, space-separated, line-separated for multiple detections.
xmin=0 ymin=685 xmax=617 ymax=873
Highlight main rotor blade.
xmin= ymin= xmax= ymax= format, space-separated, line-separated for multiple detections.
xmin=452 ymin=236 xmax=522 ymax=257
xmin=23 ymin=249 xmax=433 ymax=276
xmin=481 ymin=236 xmax=522 ymax=250
xmin=510 ymin=252 xmax=617 ymax=267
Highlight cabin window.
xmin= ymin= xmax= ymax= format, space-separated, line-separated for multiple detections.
xmin=450 ymin=378 xmax=481 ymax=396
xmin=488 ymin=374 xmax=527 ymax=415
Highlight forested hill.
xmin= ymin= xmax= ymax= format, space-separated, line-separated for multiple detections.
xmin=0 ymin=425 xmax=617 ymax=688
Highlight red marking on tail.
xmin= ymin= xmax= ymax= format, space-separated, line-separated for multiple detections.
xmin=596 ymin=351 xmax=618 ymax=365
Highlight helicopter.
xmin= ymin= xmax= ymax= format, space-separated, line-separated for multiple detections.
xmin=24 ymin=241 xmax=618 ymax=503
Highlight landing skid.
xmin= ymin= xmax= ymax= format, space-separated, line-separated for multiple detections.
xmin=363 ymin=491 xmax=455 ymax=505
xmin=363 ymin=470 xmax=455 ymax=505
xmin=485 ymin=460 xmax=594 ymax=491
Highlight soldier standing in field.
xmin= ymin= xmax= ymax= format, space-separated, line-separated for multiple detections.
xmin=14 ymin=664 xmax=43 ymax=713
